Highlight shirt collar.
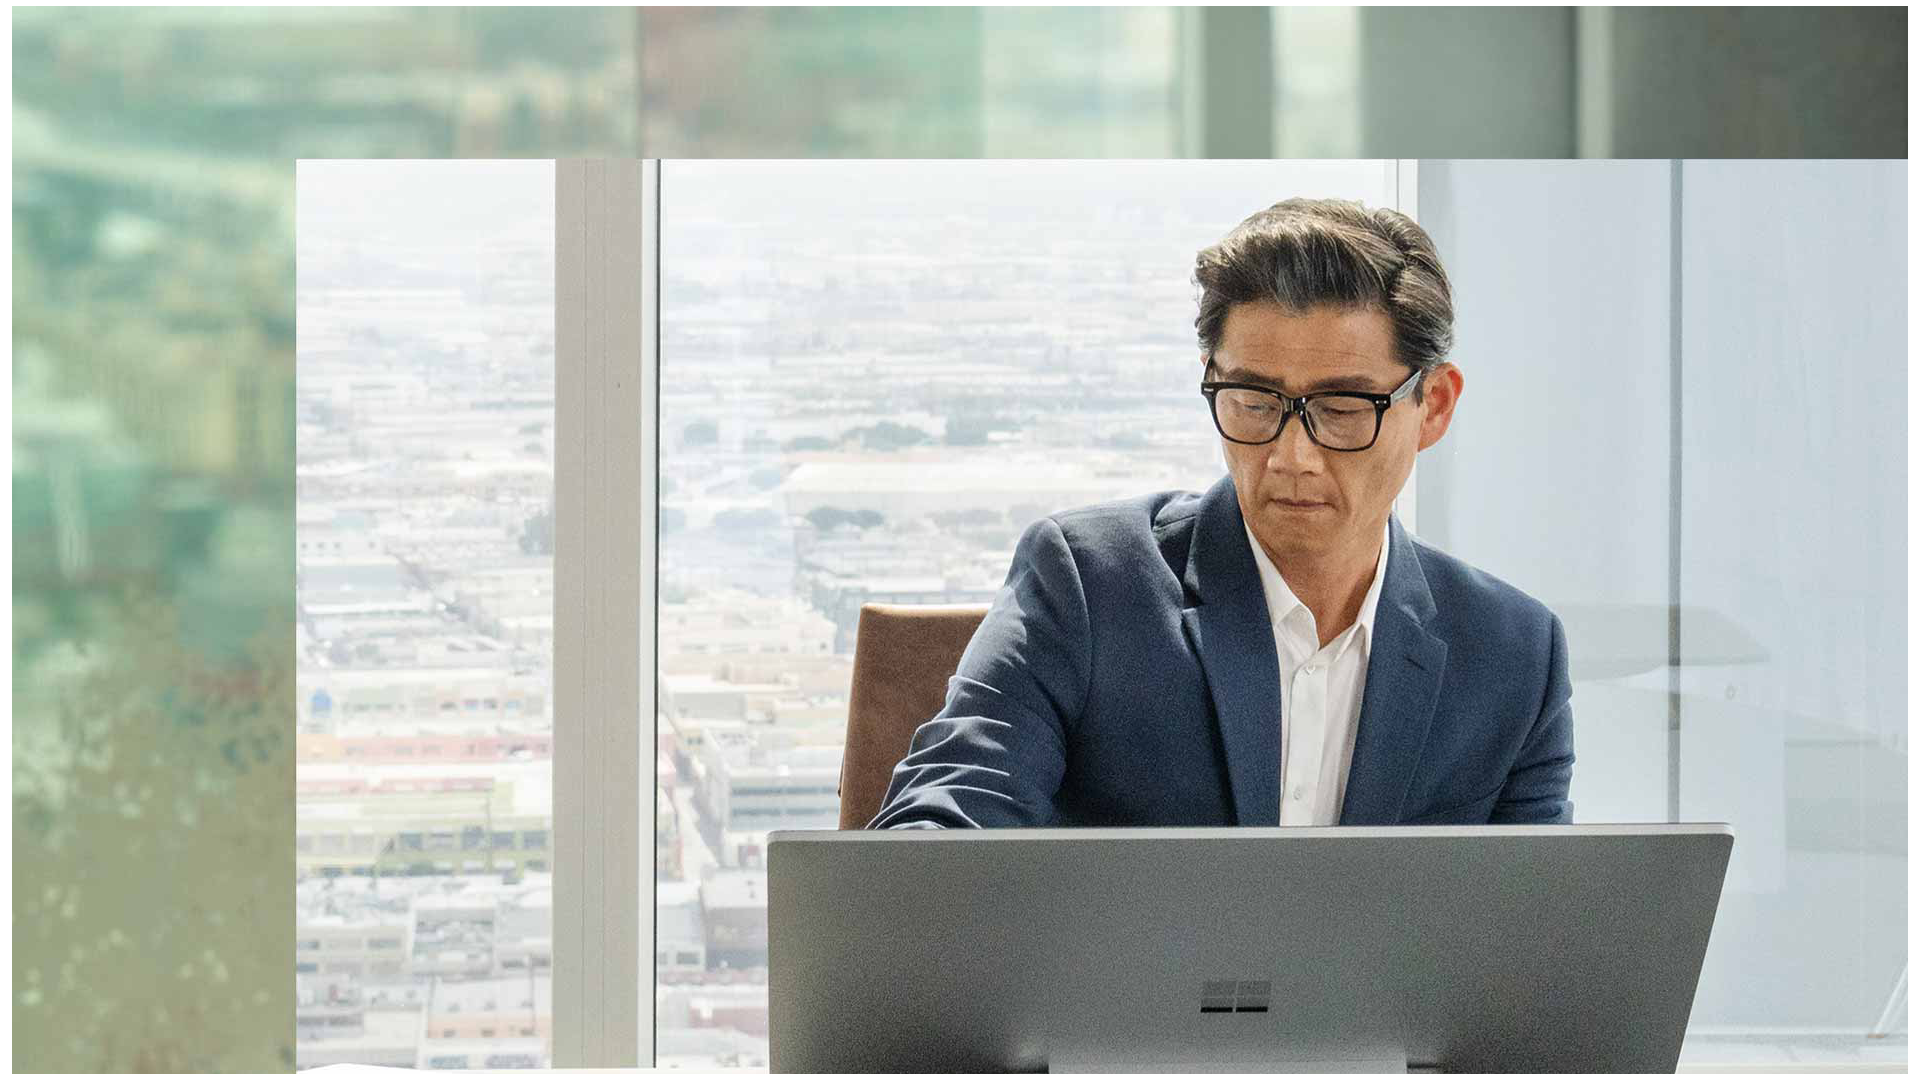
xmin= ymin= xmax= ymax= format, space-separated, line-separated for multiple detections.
xmin=1242 ymin=518 xmax=1392 ymax=658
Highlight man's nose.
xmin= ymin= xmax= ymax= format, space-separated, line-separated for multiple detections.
xmin=1266 ymin=409 xmax=1324 ymax=473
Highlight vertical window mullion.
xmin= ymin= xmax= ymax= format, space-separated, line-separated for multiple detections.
xmin=555 ymin=157 xmax=647 ymax=1069
xmin=553 ymin=157 xmax=587 ymax=1069
xmin=1394 ymin=158 xmax=1420 ymax=536
xmin=638 ymin=157 xmax=662 ymax=1069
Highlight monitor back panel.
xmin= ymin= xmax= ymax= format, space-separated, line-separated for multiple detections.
xmin=767 ymin=825 xmax=1733 ymax=1073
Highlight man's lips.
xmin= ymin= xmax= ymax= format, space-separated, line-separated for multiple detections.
xmin=1272 ymin=498 xmax=1329 ymax=509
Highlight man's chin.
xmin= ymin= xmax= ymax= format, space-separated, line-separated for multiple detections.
xmin=1252 ymin=505 xmax=1344 ymax=554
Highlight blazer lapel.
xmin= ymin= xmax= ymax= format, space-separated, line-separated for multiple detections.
xmin=1338 ymin=515 xmax=1448 ymax=826
xmin=1180 ymin=477 xmax=1282 ymax=827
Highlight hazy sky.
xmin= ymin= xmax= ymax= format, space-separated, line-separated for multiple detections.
xmin=297 ymin=159 xmax=1402 ymax=243
xmin=297 ymin=159 xmax=554 ymax=251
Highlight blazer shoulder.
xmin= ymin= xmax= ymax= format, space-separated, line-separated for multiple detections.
xmin=1410 ymin=534 xmax=1557 ymax=636
xmin=1039 ymin=488 xmax=1205 ymax=580
xmin=1046 ymin=489 xmax=1202 ymax=543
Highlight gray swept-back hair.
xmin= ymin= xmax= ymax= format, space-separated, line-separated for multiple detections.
xmin=1193 ymin=198 xmax=1454 ymax=400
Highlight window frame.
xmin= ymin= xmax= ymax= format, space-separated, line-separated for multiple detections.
xmin=553 ymin=158 xmax=655 ymax=1068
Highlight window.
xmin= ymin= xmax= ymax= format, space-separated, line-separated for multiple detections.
xmin=295 ymin=160 xmax=557 ymax=1072
xmin=650 ymin=160 xmax=1401 ymax=1067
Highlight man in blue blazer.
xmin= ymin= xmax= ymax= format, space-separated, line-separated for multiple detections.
xmin=869 ymin=197 xmax=1574 ymax=829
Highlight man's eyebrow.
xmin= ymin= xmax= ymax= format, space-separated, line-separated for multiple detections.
xmin=1207 ymin=365 xmax=1387 ymax=393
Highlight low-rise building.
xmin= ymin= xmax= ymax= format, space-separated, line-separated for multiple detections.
xmin=656 ymin=980 xmax=771 ymax=1045
xmin=656 ymin=880 xmax=707 ymax=977
xmin=697 ymin=729 xmax=843 ymax=842
xmin=299 ymin=666 xmax=547 ymax=734
xmin=699 ymin=871 xmax=768 ymax=972
xmin=293 ymin=1008 xmax=419 ymax=1069
xmin=296 ymin=761 xmax=551 ymax=879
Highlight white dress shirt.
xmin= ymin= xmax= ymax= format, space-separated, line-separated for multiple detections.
xmin=1242 ymin=520 xmax=1391 ymax=826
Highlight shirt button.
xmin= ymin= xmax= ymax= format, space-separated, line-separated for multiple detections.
xmin=1304 ymin=665 xmax=1318 ymax=675
xmin=1291 ymin=787 xmax=1304 ymax=801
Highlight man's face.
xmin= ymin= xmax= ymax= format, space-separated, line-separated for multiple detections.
xmin=1208 ymin=301 xmax=1460 ymax=571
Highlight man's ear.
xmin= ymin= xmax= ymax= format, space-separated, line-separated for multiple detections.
xmin=1416 ymin=363 xmax=1463 ymax=452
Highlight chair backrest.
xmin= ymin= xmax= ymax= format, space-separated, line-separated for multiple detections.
xmin=838 ymin=602 xmax=990 ymax=829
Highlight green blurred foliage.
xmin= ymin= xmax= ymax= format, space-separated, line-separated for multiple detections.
xmin=12 ymin=7 xmax=636 ymax=1072
xmin=14 ymin=597 xmax=296 ymax=1071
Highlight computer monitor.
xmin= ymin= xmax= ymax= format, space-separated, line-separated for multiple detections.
xmin=768 ymin=823 xmax=1733 ymax=1072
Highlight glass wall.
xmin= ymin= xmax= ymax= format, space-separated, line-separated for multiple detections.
xmin=1414 ymin=161 xmax=1676 ymax=824
xmin=1419 ymin=159 xmax=1906 ymax=1062
xmin=652 ymin=161 xmax=1401 ymax=1067
xmin=1673 ymin=161 xmax=1905 ymax=1044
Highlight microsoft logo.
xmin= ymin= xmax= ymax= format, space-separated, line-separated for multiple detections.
xmin=1201 ymin=979 xmax=1271 ymax=1014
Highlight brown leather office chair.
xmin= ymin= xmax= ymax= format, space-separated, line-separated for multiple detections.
xmin=837 ymin=603 xmax=990 ymax=829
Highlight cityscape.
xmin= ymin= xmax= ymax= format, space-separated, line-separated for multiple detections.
xmin=293 ymin=161 xmax=1384 ymax=1068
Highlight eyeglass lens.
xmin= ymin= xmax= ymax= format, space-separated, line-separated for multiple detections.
xmin=1212 ymin=389 xmax=1378 ymax=449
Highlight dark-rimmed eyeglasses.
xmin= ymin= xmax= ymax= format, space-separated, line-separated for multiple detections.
xmin=1200 ymin=367 xmax=1423 ymax=452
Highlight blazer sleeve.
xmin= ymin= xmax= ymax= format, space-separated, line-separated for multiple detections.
xmin=865 ymin=515 xmax=1092 ymax=829
xmin=1488 ymin=610 xmax=1576 ymax=824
